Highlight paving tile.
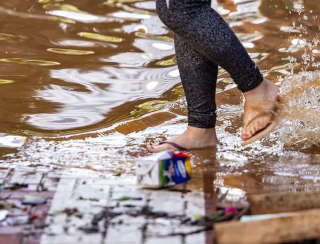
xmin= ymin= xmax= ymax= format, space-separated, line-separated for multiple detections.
xmin=148 ymin=190 xmax=185 ymax=215
xmin=48 ymin=178 xmax=109 ymax=214
xmin=41 ymin=177 xmax=60 ymax=191
xmin=109 ymin=215 xmax=146 ymax=226
xmin=4 ymin=189 xmax=55 ymax=200
xmin=40 ymin=232 xmax=103 ymax=244
xmin=144 ymin=236 xmax=182 ymax=244
xmin=24 ymin=233 xmax=42 ymax=244
xmin=183 ymin=192 xmax=205 ymax=219
xmin=46 ymin=171 xmax=63 ymax=179
xmin=111 ymin=188 xmax=148 ymax=208
xmin=41 ymin=214 xmax=103 ymax=244
xmin=0 ymin=168 xmax=10 ymax=184
xmin=47 ymin=178 xmax=76 ymax=214
xmin=105 ymin=222 xmax=144 ymax=244
xmin=9 ymin=171 xmax=43 ymax=185
xmin=185 ymin=232 xmax=206 ymax=244
xmin=145 ymin=221 xmax=196 ymax=236
xmin=74 ymin=179 xmax=110 ymax=202
xmin=0 ymin=227 xmax=23 ymax=244
xmin=32 ymin=201 xmax=52 ymax=228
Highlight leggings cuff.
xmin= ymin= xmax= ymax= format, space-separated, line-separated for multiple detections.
xmin=188 ymin=111 xmax=216 ymax=128
xmin=233 ymin=64 xmax=263 ymax=93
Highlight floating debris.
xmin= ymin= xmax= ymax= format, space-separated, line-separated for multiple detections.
xmin=156 ymin=56 xmax=177 ymax=66
xmin=5 ymin=183 xmax=28 ymax=190
xmin=38 ymin=183 xmax=48 ymax=191
xmin=22 ymin=195 xmax=47 ymax=205
xmin=42 ymin=3 xmax=83 ymax=12
xmin=29 ymin=214 xmax=39 ymax=219
xmin=225 ymin=206 xmax=238 ymax=215
xmin=63 ymin=208 xmax=79 ymax=216
xmin=47 ymin=48 xmax=94 ymax=55
xmin=113 ymin=196 xmax=142 ymax=201
xmin=0 ymin=79 xmax=14 ymax=84
xmin=0 ymin=210 xmax=8 ymax=222
xmin=78 ymin=223 xmax=99 ymax=233
xmin=134 ymin=32 xmax=174 ymax=42
xmin=77 ymin=32 xmax=123 ymax=43
xmin=0 ymin=135 xmax=27 ymax=148
xmin=0 ymin=58 xmax=60 ymax=66
xmin=2 ymin=215 xmax=29 ymax=226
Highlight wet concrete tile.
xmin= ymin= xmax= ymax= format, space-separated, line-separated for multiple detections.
xmin=41 ymin=177 xmax=60 ymax=191
xmin=8 ymin=171 xmax=43 ymax=185
xmin=4 ymin=189 xmax=55 ymax=200
xmin=148 ymin=190 xmax=185 ymax=215
xmin=111 ymin=188 xmax=148 ymax=208
xmin=144 ymin=236 xmax=182 ymax=244
xmin=183 ymin=192 xmax=205 ymax=219
xmin=105 ymin=224 xmax=143 ymax=244
xmin=24 ymin=234 xmax=42 ymax=244
xmin=0 ymin=226 xmax=23 ymax=244
xmin=185 ymin=232 xmax=206 ymax=244
xmin=41 ymin=232 xmax=103 ymax=244
xmin=0 ymin=168 xmax=10 ymax=183
xmin=42 ymin=214 xmax=103 ymax=244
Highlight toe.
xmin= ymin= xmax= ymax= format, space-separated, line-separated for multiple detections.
xmin=241 ymin=127 xmax=250 ymax=141
xmin=147 ymin=143 xmax=177 ymax=153
xmin=244 ymin=124 xmax=255 ymax=140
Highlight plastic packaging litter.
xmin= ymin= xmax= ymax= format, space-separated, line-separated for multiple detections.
xmin=0 ymin=134 xmax=27 ymax=148
xmin=136 ymin=151 xmax=193 ymax=188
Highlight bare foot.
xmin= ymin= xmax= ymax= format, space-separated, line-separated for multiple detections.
xmin=241 ymin=78 xmax=280 ymax=141
xmin=147 ymin=126 xmax=219 ymax=153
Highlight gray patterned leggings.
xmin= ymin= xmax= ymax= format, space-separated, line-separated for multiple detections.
xmin=156 ymin=0 xmax=263 ymax=128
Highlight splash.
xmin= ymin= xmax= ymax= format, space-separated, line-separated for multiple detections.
xmin=279 ymin=71 xmax=320 ymax=150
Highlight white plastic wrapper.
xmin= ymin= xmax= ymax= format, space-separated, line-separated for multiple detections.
xmin=0 ymin=135 xmax=27 ymax=148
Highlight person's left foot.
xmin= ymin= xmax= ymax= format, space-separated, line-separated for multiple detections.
xmin=241 ymin=78 xmax=280 ymax=141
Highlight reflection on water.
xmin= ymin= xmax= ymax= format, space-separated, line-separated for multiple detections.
xmin=0 ymin=0 xmax=319 ymax=207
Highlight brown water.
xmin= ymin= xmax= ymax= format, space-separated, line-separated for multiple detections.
xmin=0 ymin=0 xmax=320 ymax=203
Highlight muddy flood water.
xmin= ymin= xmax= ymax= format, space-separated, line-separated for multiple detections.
xmin=0 ymin=0 xmax=320 ymax=233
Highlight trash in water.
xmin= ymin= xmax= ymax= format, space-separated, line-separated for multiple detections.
xmin=240 ymin=212 xmax=298 ymax=222
xmin=113 ymin=196 xmax=142 ymax=201
xmin=22 ymin=198 xmax=47 ymax=205
xmin=136 ymin=151 xmax=193 ymax=188
xmin=0 ymin=134 xmax=27 ymax=148
xmin=0 ymin=210 xmax=8 ymax=222
xmin=225 ymin=206 xmax=238 ymax=215
xmin=29 ymin=214 xmax=39 ymax=219
xmin=5 ymin=183 xmax=29 ymax=190
xmin=91 ymin=211 xmax=105 ymax=225
xmin=2 ymin=215 xmax=29 ymax=226
xmin=78 ymin=223 xmax=99 ymax=233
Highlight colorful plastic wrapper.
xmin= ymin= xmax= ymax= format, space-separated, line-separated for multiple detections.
xmin=136 ymin=151 xmax=193 ymax=188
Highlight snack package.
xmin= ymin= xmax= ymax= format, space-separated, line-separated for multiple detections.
xmin=136 ymin=151 xmax=193 ymax=188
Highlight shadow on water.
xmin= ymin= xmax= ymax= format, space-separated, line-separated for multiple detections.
xmin=0 ymin=0 xmax=319 ymax=204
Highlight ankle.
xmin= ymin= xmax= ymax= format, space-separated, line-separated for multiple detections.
xmin=186 ymin=126 xmax=216 ymax=135
xmin=244 ymin=78 xmax=279 ymax=102
xmin=185 ymin=126 xmax=218 ymax=143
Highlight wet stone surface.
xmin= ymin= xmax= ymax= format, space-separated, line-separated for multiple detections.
xmin=0 ymin=167 xmax=211 ymax=244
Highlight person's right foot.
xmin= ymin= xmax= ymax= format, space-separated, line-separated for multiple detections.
xmin=241 ymin=78 xmax=280 ymax=141
xmin=147 ymin=126 xmax=219 ymax=153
